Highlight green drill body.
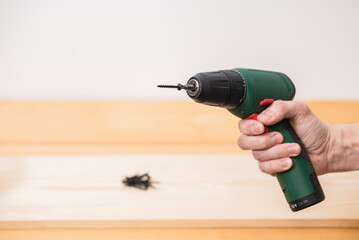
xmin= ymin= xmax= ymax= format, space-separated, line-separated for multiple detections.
xmin=229 ymin=68 xmax=324 ymax=209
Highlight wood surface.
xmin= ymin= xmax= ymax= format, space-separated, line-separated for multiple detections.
xmin=0 ymin=155 xmax=358 ymax=228
xmin=0 ymin=101 xmax=358 ymax=239
xmin=0 ymin=101 xmax=358 ymax=155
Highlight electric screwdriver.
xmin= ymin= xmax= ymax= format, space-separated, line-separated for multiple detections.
xmin=158 ymin=68 xmax=325 ymax=212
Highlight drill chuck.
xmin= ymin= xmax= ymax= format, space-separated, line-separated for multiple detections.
xmin=186 ymin=70 xmax=246 ymax=109
xmin=158 ymin=70 xmax=246 ymax=109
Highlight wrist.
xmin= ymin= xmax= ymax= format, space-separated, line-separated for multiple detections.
xmin=327 ymin=123 xmax=359 ymax=173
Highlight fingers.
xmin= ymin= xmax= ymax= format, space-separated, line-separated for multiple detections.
xmin=252 ymin=143 xmax=301 ymax=161
xmin=237 ymin=132 xmax=283 ymax=150
xmin=258 ymin=158 xmax=293 ymax=175
xmin=238 ymin=119 xmax=265 ymax=135
xmin=257 ymin=100 xmax=310 ymax=126
xmin=253 ymin=143 xmax=300 ymax=175
xmin=237 ymin=100 xmax=310 ymax=175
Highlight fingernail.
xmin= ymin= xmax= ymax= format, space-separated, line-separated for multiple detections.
xmin=288 ymin=145 xmax=300 ymax=156
xmin=281 ymin=159 xmax=292 ymax=168
xmin=259 ymin=111 xmax=272 ymax=121
xmin=274 ymin=134 xmax=282 ymax=144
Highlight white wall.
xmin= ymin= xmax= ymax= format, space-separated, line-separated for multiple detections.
xmin=0 ymin=0 xmax=358 ymax=100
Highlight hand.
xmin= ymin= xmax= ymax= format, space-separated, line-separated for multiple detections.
xmin=237 ymin=100 xmax=332 ymax=175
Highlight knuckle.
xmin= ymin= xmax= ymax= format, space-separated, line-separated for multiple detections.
xmin=252 ymin=150 xmax=262 ymax=161
xmin=257 ymin=137 xmax=268 ymax=149
xmin=279 ymin=148 xmax=289 ymax=158
xmin=237 ymin=135 xmax=249 ymax=150
xmin=294 ymin=100 xmax=307 ymax=110
xmin=239 ymin=119 xmax=256 ymax=134
xmin=294 ymin=101 xmax=311 ymax=115
xmin=273 ymin=100 xmax=285 ymax=110
xmin=258 ymin=162 xmax=266 ymax=173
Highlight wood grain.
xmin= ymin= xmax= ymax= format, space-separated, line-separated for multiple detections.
xmin=0 ymin=101 xmax=358 ymax=155
xmin=0 ymin=155 xmax=358 ymax=228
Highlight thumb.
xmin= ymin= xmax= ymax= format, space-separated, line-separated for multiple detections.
xmin=257 ymin=100 xmax=309 ymax=126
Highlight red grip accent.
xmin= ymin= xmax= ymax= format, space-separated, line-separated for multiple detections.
xmin=245 ymin=113 xmax=259 ymax=120
xmin=259 ymin=98 xmax=274 ymax=107
xmin=245 ymin=113 xmax=269 ymax=133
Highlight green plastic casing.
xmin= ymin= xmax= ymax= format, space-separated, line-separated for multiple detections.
xmin=229 ymin=68 xmax=325 ymax=211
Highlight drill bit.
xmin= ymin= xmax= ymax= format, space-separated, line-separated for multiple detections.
xmin=157 ymin=83 xmax=196 ymax=91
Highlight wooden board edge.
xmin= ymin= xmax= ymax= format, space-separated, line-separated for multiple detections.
xmin=1 ymin=219 xmax=358 ymax=229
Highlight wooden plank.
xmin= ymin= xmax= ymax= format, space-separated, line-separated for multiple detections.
xmin=0 ymin=101 xmax=238 ymax=144
xmin=0 ymin=101 xmax=358 ymax=155
xmin=1 ymin=228 xmax=358 ymax=240
xmin=0 ymin=155 xmax=358 ymax=228
xmin=0 ymin=143 xmax=244 ymax=155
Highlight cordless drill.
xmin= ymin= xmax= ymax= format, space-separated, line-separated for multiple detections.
xmin=158 ymin=68 xmax=325 ymax=212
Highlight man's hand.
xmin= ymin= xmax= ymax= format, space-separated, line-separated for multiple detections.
xmin=237 ymin=100 xmax=332 ymax=175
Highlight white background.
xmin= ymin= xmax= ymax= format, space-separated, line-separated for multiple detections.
xmin=0 ymin=0 xmax=358 ymax=100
